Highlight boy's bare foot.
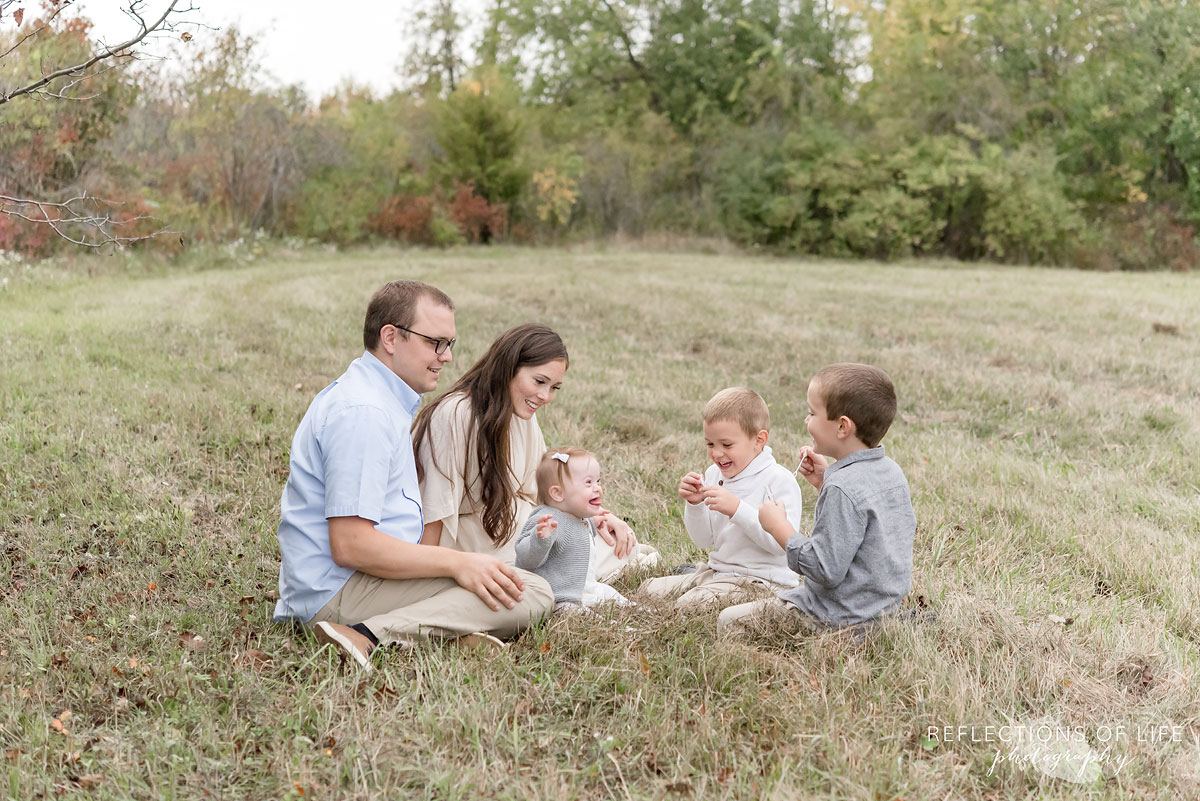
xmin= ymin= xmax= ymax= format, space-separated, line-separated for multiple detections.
xmin=313 ymin=621 xmax=374 ymax=672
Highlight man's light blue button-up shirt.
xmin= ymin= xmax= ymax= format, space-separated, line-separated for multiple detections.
xmin=273 ymin=351 xmax=424 ymax=622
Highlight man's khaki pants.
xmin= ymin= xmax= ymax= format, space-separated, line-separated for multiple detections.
xmin=639 ymin=565 xmax=775 ymax=609
xmin=310 ymin=569 xmax=554 ymax=645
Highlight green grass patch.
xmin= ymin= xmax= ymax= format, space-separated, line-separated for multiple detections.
xmin=1 ymin=246 xmax=1198 ymax=799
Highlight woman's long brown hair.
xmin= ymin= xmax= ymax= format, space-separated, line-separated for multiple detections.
xmin=413 ymin=323 xmax=569 ymax=546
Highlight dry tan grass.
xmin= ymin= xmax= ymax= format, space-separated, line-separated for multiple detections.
xmin=1 ymin=245 xmax=1198 ymax=799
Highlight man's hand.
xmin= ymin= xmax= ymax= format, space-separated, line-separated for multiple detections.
xmin=535 ymin=513 xmax=557 ymax=539
xmin=699 ymin=485 xmax=739 ymax=518
xmin=594 ymin=510 xmax=636 ymax=559
xmin=450 ymin=552 xmax=526 ymax=611
xmin=758 ymin=500 xmax=794 ymax=549
xmin=679 ymin=471 xmax=705 ymax=504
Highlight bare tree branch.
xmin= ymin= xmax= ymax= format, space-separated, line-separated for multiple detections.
xmin=0 ymin=0 xmax=181 ymax=106
xmin=0 ymin=1 xmax=73 ymax=63
xmin=26 ymin=62 xmax=124 ymax=102
xmin=0 ymin=192 xmax=172 ymax=250
xmin=1 ymin=1 xmax=193 ymax=251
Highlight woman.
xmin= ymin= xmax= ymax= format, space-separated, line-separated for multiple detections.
xmin=414 ymin=324 xmax=647 ymax=573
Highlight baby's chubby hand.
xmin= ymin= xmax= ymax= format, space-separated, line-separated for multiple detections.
xmin=678 ymin=471 xmax=705 ymax=504
xmin=535 ymin=514 xmax=557 ymax=539
xmin=699 ymin=485 xmax=739 ymax=518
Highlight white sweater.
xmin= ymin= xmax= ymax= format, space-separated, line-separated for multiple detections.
xmin=683 ymin=446 xmax=804 ymax=587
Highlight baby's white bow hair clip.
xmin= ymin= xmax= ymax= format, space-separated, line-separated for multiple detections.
xmin=551 ymin=452 xmax=570 ymax=464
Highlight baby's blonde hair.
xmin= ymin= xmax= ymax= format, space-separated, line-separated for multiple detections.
xmin=702 ymin=386 xmax=770 ymax=438
xmin=536 ymin=446 xmax=596 ymax=505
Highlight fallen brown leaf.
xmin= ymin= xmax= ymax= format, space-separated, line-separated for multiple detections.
xmin=243 ymin=648 xmax=272 ymax=669
xmin=180 ymin=632 xmax=207 ymax=652
xmin=73 ymin=774 xmax=105 ymax=789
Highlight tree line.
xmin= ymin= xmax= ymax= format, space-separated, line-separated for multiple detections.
xmin=2 ymin=0 xmax=1198 ymax=269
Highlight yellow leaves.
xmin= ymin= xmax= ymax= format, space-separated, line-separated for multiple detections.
xmin=531 ymin=168 xmax=578 ymax=227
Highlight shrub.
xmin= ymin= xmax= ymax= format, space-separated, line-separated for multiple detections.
xmin=447 ymin=181 xmax=507 ymax=243
xmin=368 ymin=195 xmax=435 ymax=244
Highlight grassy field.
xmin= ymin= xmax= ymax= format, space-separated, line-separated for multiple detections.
xmin=1 ymin=245 xmax=1198 ymax=800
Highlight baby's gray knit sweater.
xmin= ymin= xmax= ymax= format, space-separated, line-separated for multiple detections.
xmin=514 ymin=504 xmax=595 ymax=604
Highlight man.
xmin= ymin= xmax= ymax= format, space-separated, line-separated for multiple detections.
xmin=273 ymin=280 xmax=554 ymax=671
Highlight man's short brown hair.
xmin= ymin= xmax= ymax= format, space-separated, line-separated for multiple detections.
xmin=363 ymin=280 xmax=455 ymax=351
xmin=811 ymin=363 xmax=896 ymax=448
xmin=702 ymin=387 xmax=770 ymax=438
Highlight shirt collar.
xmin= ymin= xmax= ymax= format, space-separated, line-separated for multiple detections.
xmin=825 ymin=445 xmax=885 ymax=478
xmin=361 ymin=350 xmax=422 ymax=414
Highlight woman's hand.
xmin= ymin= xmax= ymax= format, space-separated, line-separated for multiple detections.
xmin=450 ymin=552 xmax=526 ymax=611
xmin=594 ymin=510 xmax=636 ymax=560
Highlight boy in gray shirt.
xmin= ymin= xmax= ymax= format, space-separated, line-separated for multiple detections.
xmin=718 ymin=363 xmax=916 ymax=636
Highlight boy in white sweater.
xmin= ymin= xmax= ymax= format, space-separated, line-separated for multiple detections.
xmin=639 ymin=387 xmax=804 ymax=608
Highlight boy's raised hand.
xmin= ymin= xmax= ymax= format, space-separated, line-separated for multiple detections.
xmin=679 ymin=471 xmax=705 ymax=504
xmin=535 ymin=513 xmax=557 ymax=539
xmin=796 ymin=446 xmax=829 ymax=490
xmin=699 ymin=485 xmax=739 ymax=518
xmin=757 ymin=500 xmax=793 ymax=548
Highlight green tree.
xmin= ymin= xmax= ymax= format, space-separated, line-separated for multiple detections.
xmin=432 ymin=68 xmax=527 ymax=207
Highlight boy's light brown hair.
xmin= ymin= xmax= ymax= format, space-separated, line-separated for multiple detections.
xmin=811 ymin=363 xmax=896 ymax=448
xmin=536 ymin=447 xmax=595 ymax=506
xmin=702 ymin=387 xmax=771 ymax=438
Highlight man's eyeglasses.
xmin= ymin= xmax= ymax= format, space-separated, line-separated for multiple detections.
xmin=393 ymin=324 xmax=456 ymax=355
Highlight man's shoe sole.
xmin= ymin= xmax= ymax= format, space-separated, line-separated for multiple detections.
xmin=453 ymin=632 xmax=507 ymax=652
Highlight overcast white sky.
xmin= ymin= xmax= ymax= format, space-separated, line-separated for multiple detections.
xmin=71 ymin=1 xmax=479 ymax=99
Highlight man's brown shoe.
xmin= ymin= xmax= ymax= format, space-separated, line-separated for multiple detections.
xmin=313 ymin=621 xmax=374 ymax=672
